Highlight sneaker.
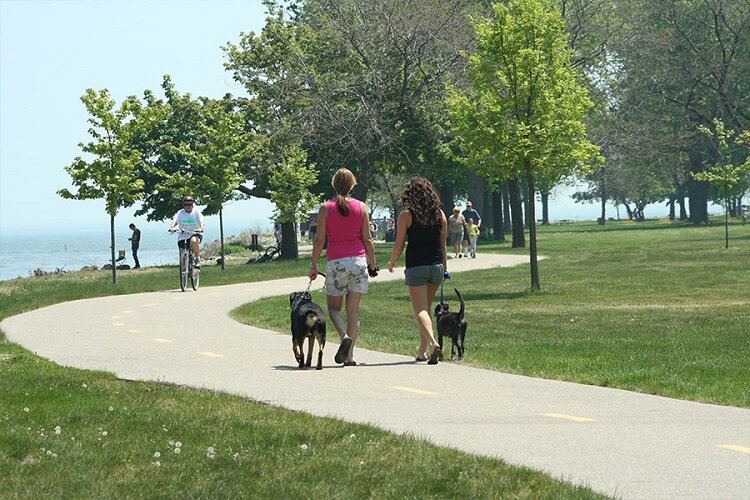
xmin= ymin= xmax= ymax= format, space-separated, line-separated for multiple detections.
xmin=194 ymin=259 xmax=201 ymax=269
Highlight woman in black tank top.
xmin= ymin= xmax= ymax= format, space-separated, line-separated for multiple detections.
xmin=387 ymin=177 xmax=448 ymax=364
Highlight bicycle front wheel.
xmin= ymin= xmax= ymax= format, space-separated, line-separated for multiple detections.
xmin=190 ymin=257 xmax=200 ymax=291
xmin=179 ymin=250 xmax=188 ymax=292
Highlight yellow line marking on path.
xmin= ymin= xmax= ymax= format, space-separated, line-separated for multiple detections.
xmin=718 ymin=444 xmax=750 ymax=455
xmin=128 ymin=329 xmax=142 ymax=333
xmin=142 ymin=303 xmax=156 ymax=308
xmin=541 ymin=413 xmax=596 ymax=423
xmin=112 ymin=316 xmax=123 ymax=319
xmin=152 ymin=338 xmax=173 ymax=344
xmin=113 ymin=322 xmax=125 ymax=327
xmin=391 ymin=385 xmax=438 ymax=395
xmin=198 ymin=351 xmax=223 ymax=358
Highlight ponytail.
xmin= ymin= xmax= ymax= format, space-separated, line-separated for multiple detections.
xmin=332 ymin=168 xmax=357 ymax=216
xmin=336 ymin=194 xmax=350 ymax=216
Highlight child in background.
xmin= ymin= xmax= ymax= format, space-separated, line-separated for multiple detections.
xmin=466 ymin=218 xmax=479 ymax=258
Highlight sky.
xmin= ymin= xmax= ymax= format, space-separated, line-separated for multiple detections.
xmin=0 ymin=0 xmax=683 ymax=242
xmin=0 ymin=0 xmax=273 ymax=236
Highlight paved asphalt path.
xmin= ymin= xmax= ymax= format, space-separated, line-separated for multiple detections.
xmin=3 ymin=253 xmax=749 ymax=499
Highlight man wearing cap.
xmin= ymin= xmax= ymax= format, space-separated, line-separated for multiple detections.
xmin=461 ymin=201 xmax=481 ymax=258
xmin=169 ymin=195 xmax=205 ymax=267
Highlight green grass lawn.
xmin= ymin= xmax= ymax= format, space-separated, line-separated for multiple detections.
xmin=235 ymin=219 xmax=750 ymax=408
xmin=0 ymin=239 xmax=602 ymax=498
xmin=2 ymin=219 xmax=748 ymax=497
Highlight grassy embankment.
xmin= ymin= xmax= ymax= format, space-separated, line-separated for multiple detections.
xmin=1 ymin=234 xmax=603 ymax=498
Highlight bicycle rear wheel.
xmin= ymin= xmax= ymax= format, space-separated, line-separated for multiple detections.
xmin=190 ymin=253 xmax=200 ymax=291
xmin=179 ymin=250 xmax=188 ymax=292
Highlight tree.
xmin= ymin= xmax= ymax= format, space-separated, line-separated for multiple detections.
xmin=224 ymin=0 xmax=482 ymax=203
xmin=58 ymin=89 xmax=144 ymax=284
xmin=611 ymin=0 xmax=750 ymax=224
xmin=692 ymin=120 xmax=750 ymax=248
xmin=448 ymin=0 xmax=601 ymax=290
xmin=267 ymin=145 xmax=320 ymax=260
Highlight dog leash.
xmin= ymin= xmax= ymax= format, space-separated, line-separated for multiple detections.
xmin=306 ymin=271 xmax=326 ymax=294
xmin=439 ymin=265 xmax=451 ymax=307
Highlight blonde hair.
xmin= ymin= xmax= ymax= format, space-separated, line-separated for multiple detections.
xmin=332 ymin=168 xmax=357 ymax=215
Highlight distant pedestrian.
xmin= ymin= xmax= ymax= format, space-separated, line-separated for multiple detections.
xmin=387 ymin=176 xmax=447 ymax=365
xmin=461 ymin=201 xmax=481 ymax=257
xmin=128 ymin=223 xmax=141 ymax=268
xmin=466 ymin=218 xmax=479 ymax=258
xmin=370 ymin=221 xmax=379 ymax=241
xmin=448 ymin=207 xmax=465 ymax=258
xmin=274 ymin=224 xmax=282 ymax=246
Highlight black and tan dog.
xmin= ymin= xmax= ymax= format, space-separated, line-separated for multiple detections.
xmin=290 ymin=291 xmax=327 ymax=370
xmin=434 ymin=288 xmax=467 ymax=361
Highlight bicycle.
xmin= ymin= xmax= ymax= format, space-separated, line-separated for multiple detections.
xmin=170 ymin=229 xmax=201 ymax=291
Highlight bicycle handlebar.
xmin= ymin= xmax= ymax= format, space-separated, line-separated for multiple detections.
xmin=169 ymin=229 xmax=203 ymax=235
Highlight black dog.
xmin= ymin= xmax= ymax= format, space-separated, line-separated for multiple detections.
xmin=434 ymin=288 xmax=467 ymax=361
xmin=290 ymin=291 xmax=327 ymax=370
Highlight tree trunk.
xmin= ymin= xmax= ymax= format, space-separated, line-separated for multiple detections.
xmin=526 ymin=173 xmax=540 ymax=290
xmin=598 ymin=169 xmax=607 ymax=225
xmin=668 ymin=196 xmax=676 ymax=221
xmin=110 ymin=214 xmax=117 ymax=284
xmin=438 ymin=183 xmax=454 ymax=215
xmin=219 ymin=206 xmax=225 ymax=271
xmin=522 ymin=183 xmax=530 ymax=227
xmin=482 ymin=187 xmax=491 ymax=239
xmin=724 ymin=199 xmax=729 ymax=249
xmin=508 ymin=178 xmax=525 ymax=248
xmin=279 ymin=221 xmax=298 ymax=260
xmin=678 ymin=195 xmax=688 ymax=220
xmin=502 ymin=184 xmax=511 ymax=232
xmin=541 ymin=191 xmax=550 ymax=225
xmin=687 ymin=151 xmax=709 ymax=224
xmin=491 ymin=189 xmax=505 ymax=241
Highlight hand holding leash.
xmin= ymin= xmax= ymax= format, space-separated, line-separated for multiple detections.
xmin=368 ymin=265 xmax=379 ymax=277
xmin=444 ymin=271 xmax=452 ymax=280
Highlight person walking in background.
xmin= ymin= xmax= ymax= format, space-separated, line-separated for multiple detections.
xmin=448 ymin=207 xmax=465 ymax=258
xmin=461 ymin=201 xmax=481 ymax=258
xmin=128 ymin=223 xmax=141 ymax=268
xmin=169 ymin=195 xmax=205 ymax=267
xmin=466 ymin=217 xmax=479 ymax=258
xmin=309 ymin=168 xmax=378 ymax=366
xmin=387 ymin=177 xmax=447 ymax=365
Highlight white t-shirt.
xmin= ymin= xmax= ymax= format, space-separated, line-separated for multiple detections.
xmin=174 ymin=208 xmax=204 ymax=241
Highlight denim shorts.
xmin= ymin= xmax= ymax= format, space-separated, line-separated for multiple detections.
xmin=325 ymin=256 xmax=369 ymax=296
xmin=404 ymin=264 xmax=443 ymax=286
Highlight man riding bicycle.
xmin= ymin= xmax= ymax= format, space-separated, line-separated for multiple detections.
xmin=170 ymin=195 xmax=205 ymax=268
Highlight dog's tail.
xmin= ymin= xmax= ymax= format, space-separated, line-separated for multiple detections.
xmin=454 ymin=288 xmax=465 ymax=320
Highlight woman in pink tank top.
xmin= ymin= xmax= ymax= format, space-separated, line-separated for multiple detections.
xmin=309 ymin=168 xmax=378 ymax=366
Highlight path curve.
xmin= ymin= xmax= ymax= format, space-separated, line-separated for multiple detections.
xmin=2 ymin=253 xmax=749 ymax=499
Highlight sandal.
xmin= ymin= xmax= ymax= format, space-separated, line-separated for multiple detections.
xmin=343 ymin=360 xmax=358 ymax=366
xmin=415 ymin=356 xmax=429 ymax=362
xmin=428 ymin=347 xmax=441 ymax=365
xmin=335 ymin=337 xmax=352 ymax=364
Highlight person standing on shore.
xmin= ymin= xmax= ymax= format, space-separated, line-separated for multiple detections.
xmin=128 ymin=223 xmax=141 ymax=269
xmin=387 ymin=177 xmax=447 ymax=365
xmin=309 ymin=168 xmax=378 ymax=366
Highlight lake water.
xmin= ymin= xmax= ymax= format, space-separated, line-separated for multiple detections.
xmin=0 ymin=223 xmax=260 ymax=281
